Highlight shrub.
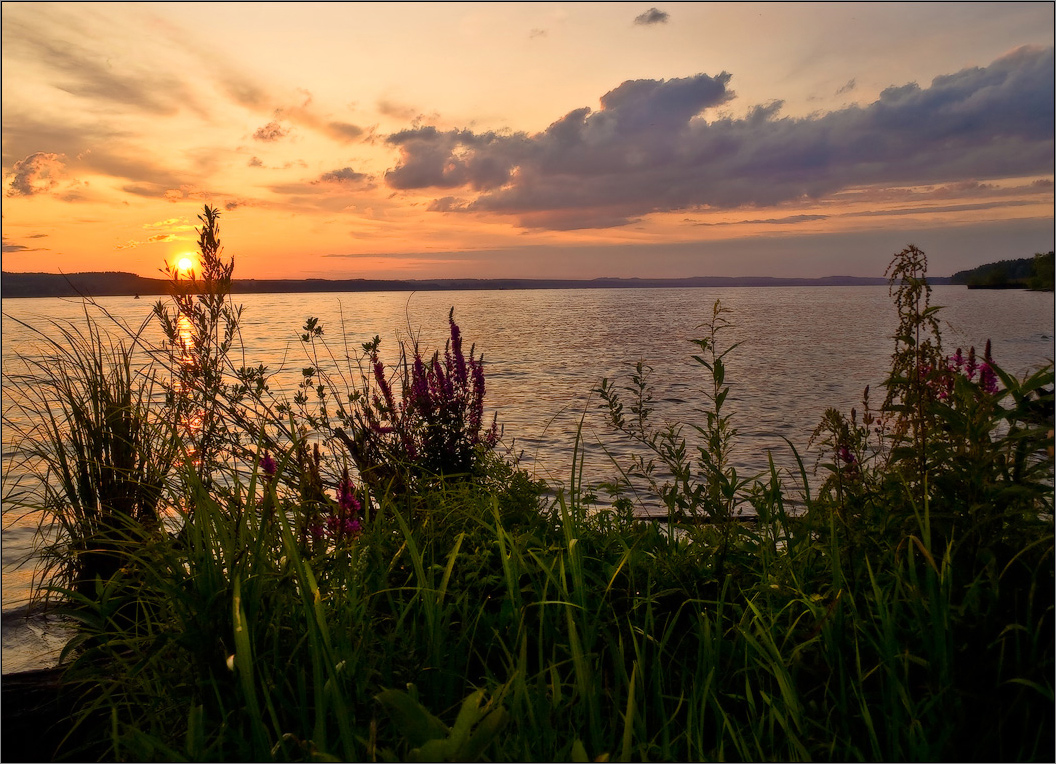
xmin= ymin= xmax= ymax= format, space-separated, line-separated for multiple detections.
xmin=334 ymin=309 xmax=499 ymax=497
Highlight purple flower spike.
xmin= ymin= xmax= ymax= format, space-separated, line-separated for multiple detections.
xmin=838 ymin=445 xmax=855 ymax=465
xmin=949 ymin=348 xmax=964 ymax=373
xmin=978 ymin=362 xmax=998 ymax=395
xmin=261 ymin=451 xmax=277 ymax=477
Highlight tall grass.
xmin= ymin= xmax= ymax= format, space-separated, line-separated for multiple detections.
xmin=3 ymin=307 xmax=179 ymax=601
xmin=5 ymin=230 xmax=1052 ymax=761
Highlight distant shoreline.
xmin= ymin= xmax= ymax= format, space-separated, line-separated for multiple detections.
xmin=0 ymin=271 xmax=954 ymax=299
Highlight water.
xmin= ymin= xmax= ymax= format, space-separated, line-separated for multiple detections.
xmin=2 ymin=286 xmax=1053 ymax=668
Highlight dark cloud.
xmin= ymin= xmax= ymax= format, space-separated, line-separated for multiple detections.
xmin=2 ymin=235 xmax=49 ymax=253
xmin=253 ymin=121 xmax=290 ymax=142
xmin=384 ymin=47 xmax=1055 ymax=229
xmin=836 ymin=79 xmax=857 ymax=95
xmin=316 ymin=167 xmax=369 ymax=184
xmin=6 ymin=152 xmax=65 ymax=196
xmin=695 ymin=214 xmax=830 ymax=226
xmin=634 ymin=8 xmax=669 ymax=25
xmin=429 ymin=196 xmax=470 ymax=213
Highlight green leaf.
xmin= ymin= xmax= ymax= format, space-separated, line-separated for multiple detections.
xmin=375 ymin=688 xmax=448 ymax=748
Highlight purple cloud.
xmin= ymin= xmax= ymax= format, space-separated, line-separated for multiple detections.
xmin=384 ymin=46 xmax=1054 ymax=230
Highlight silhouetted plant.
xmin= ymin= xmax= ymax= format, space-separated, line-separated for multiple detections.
xmin=154 ymin=204 xmax=245 ymax=484
xmin=3 ymin=310 xmax=178 ymax=600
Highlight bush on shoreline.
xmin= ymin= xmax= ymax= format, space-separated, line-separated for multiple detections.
xmin=3 ymin=212 xmax=1053 ymax=762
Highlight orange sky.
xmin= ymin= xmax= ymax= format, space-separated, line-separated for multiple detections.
xmin=2 ymin=2 xmax=1053 ymax=280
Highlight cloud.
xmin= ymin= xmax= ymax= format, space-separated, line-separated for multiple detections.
xmin=248 ymin=156 xmax=264 ymax=167
xmin=143 ymin=216 xmax=184 ymax=228
xmin=164 ymin=185 xmax=207 ymax=202
xmin=529 ymin=28 xmax=547 ymax=39
xmin=316 ymin=167 xmax=369 ymax=184
xmin=253 ymin=121 xmax=290 ymax=142
xmin=378 ymin=99 xmax=422 ymax=121
xmin=2 ymin=235 xmax=49 ymax=253
xmin=836 ymin=78 xmax=857 ymax=95
xmin=270 ymin=99 xmax=367 ymax=144
xmin=267 ymin=167 xmax=374 ymax=206
xmin=6 ymin=152 xmax=66 ymax=197
xmin=695 ymin=214 xmax=830 ymax=227
xmin=326 ymin=121 xmax=365 ymax=142
xmin=384 ymin=46 xmax=1055 ymax=229
xmin=2 ymin=11 xmax=193 ymax=116
xmin=634 ymin=8 xmax=669 ymax=25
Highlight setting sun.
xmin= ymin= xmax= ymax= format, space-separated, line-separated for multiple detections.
xmin=177 ymin=256 xmax=195 ymax=273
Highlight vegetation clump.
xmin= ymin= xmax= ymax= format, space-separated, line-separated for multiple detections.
xmin=951 ymin=250 xmax=1055 ymax=290
xmin=3 ymin=217 xmax=1053 ymax=762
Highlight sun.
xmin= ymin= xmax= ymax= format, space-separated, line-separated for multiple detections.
xmin=176 ymin=255 xmax=195 ymax=273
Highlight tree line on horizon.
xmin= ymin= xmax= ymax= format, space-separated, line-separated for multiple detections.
xmin=950 ymin=251 xmax=1055 ymax=291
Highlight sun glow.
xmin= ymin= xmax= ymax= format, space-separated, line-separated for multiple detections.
xmin=176 ymin=255 xmax=195 ymax=273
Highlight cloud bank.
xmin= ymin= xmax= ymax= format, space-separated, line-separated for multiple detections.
xmin=385 ymin=46 xmax=1054 ymax=229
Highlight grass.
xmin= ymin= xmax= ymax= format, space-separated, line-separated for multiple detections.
xmin=3 ymin=223 xmax=1053 ymax=761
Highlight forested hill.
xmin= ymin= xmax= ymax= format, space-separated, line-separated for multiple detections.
xmin=950 ymin=252 xmax=1055 ymax=290
xmin=0 ymin=271 xmax=930 ymax=299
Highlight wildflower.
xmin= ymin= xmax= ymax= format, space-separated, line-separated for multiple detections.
xmin=838 ymin=445 xmax=855 ymax=465
xmin=336 ymin=469 xmax=361 ymax=516
xmin=261 ymin=450 xmax=277 ymax=477
xmin=949 ymin=348 xmax=965 ymax=373
xmin=965 ymin=346 xmax=978 ymax=381
xmin=325 ymin=514 xmax=363 ymax=540
xmin=978 ymin=362 xmax=999 ymax=394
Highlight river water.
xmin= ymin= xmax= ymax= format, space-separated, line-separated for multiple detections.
xmin=2 ymin=285 xmax=1053 ymax=670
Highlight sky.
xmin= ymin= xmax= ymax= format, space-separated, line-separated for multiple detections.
xmin=2 ymin=2 xmax=1053 ymax=280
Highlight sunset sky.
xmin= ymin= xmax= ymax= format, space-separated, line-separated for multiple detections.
xmin=2 ymin=2 xmax=1053 ymax=280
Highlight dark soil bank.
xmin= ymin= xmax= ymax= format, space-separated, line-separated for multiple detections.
xmin=2 ymin=667 xmax=106 ymax=762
